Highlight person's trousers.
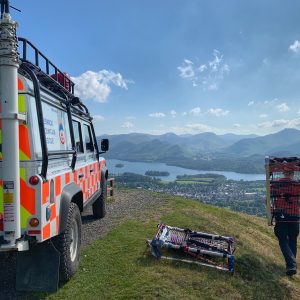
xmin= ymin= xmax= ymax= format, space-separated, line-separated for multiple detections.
xmin=274 ymin=222 xmax=299 ymax=270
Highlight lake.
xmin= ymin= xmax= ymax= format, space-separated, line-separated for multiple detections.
xmin=106 ymin=159 xmax=265 ymax=181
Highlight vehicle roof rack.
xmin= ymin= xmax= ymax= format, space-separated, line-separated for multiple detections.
xmin=18 ymin=37 xmax=90 ymax=118
xmin=17 ymin=38 xmax=100 ymax=179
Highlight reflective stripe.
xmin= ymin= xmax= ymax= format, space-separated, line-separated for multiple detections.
xmin=40 ymin=160 xmax=105 ymax=241
xmin=65 ymin=172 xmax=70 ymax=184
xmin=20 ymin=178 xmax=35 ymax=215
xmin=55 ymin=177 xmax=61 ymax=197
xmin=18 ymin=77 xmax=24 ymax=90
xmin=19 ymin=125 xmax=31 ymax=160
xmin=20 ymin=168 xmax=36 ymax=229
xmin=0 ymin=94 xmax=31 ymax=161
xmin=20 ymin=205 xmax=31 ymax=229
xmin=18 ymin=95 xmax=26 ymax=113
xmin=18 ymin=95 xmax=31 ymax=161
xmin=43 ymin=223 xmax=50 ymax=240
xmin=42 ymin=181 xmax=50 ymax=204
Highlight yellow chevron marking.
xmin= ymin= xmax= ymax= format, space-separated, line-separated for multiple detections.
xmin=21 ymin=205 xmax=31 ymax=229
xmin=18 ymin=95 xmax=26 ymax=113
xmin=20 ymin=168 xmax=26 ymax=181
xmin=19 ymin=149 xmax=30 ymax=161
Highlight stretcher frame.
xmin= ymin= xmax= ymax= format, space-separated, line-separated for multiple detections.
xmin=265 ymin=156 xmax=300 ymax=225
xmin=147 ymin=223 xmax=235 ymax=274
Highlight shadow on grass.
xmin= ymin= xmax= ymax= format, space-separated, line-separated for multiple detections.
xmin=234 ymin=254 xmax=291 ymax=299
xmin=137 ymin=250 xmax=292 ymax=300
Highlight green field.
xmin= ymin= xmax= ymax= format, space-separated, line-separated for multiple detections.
xmin=175 ymin=176 xmax=216 ymax=185
xmin=40 ymin=192 xmax=299 ymax=300
xmin=175 ymin=180 xmax=209 ymax=185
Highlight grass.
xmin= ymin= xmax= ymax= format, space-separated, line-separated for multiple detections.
xmin=37 ymin=192 xmax=299 ymax=300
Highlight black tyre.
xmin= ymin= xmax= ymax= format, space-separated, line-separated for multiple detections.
xmin=92 ymin=180 xmax=107 ymax=219
xmin=52 ymin=202 xmax=81 ymax=282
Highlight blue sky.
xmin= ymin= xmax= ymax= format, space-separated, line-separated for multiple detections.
xmin=12 ymin=0 xmax=300 ymax=136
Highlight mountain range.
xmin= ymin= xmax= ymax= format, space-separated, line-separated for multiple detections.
xmin=98 ymin=128 xmax=300 ymax=173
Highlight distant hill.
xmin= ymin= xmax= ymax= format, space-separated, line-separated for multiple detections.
xmin=99 ymin=128 xmax=300 ymax=173
xmin=101 ymin=132 xmax=258 ymax=153
xmin=220 ymin=133 xmax=258 ymax=144
xmin=225 ymin=128 xmax=300 ymax=156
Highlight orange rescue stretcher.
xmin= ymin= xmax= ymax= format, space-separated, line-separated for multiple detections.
xmin=265 ymin=156 xmax=300 ymax=225
xmin=147 ymin=223 xmax=235 ymax=273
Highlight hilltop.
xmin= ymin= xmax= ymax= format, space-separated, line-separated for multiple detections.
xmin=42 ymin=189 xmax=299 ymax=300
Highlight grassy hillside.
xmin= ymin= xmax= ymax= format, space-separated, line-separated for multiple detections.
xmin=42 ymin=192 xmax=299 ymax=300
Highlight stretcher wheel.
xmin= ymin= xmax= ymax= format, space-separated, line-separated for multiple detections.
xmin=92 ymin=180 xmax=107 ymax=219
xmin=52 ymin=202 xmax=82 ymax=282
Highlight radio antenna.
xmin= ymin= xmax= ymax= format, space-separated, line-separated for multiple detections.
xmin=1 ymin=1 xmax=21 ymax=19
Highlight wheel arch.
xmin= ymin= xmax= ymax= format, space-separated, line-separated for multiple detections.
xmin=101 ymin=166 xmax=108 ymax=189
xmin=59 ymin=182 xmax=83 ymax=234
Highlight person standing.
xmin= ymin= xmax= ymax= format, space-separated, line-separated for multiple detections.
xmin=272 ymin=170 xmax=300 ymax=276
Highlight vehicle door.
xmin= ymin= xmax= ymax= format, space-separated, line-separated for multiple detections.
xmin=82 ymin=122 xmax=98 ymax=200
xmin=72 ymin=118 xmax=88 ymax=201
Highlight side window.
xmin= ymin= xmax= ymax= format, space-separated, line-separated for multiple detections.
xmin=83 ymin=124 xmax=94 ymax=152
xmin=72 ymin=120 xmax=84 ymax=153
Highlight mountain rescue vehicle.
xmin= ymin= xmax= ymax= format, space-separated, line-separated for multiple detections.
xmin=0 ymin=1 xmax=109 ymax=291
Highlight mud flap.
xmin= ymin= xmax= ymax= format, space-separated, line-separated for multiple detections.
xmin=16 ymin=241 xmax=60 ymax=292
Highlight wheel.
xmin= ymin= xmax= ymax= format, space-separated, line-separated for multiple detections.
xmin=52 ymin=202 xmax=81 ymax=282
xmin=92 ymin=180 xmax=107 ymax=219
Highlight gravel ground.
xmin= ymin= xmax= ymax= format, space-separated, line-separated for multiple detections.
xmin=0 ymin=189 xmax=165 ymax=300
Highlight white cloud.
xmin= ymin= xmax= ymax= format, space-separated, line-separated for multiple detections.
xmin=207 ymin=108 xmax=229 ymax=116
xmin=121 ymin=121 xmax=134 ymax=128
xmin=198 ymin=64 xmax=207 ymax=72
xmin=177 ymin=59 xmax=195 ymax=79
xmin=207 ymin=84 xmax=217 ymax=91
xmin=185 ymin=123 xmax=213 ymax=132
xmin=171 ymin=123 xmax=213 ymax=134
xmin=264 ymin=98 xmax=278 ymax=105
xmin=289 ymin=118 xmax=300 ymax=127
xmin=209 ymin=50 xmax=223 ymax=72
xmin=257 ymin=118 xmax=300 ymax=129
xmin=190 ymin=107 xmax=201 ymax=116
xmin=182 ymin=112 xmax=187 ymax=116
xmin=289 ymin=40 xmax=300 ymax=53
xmin=248 ymin=101 xmax=254 ymax=106
xmin=177 ymin=49 xmax=229 ymax=90
xmin=71 ymin=70 xmax=132 ymax=102
xmin=149 ymin=112 xmax=166 ymax=118
xmin=259 ymin=114 xmax=268 ymax=118
xmin=170 ymin=110 xmax=177 ymax=118
xmin=93 ymin=115 xmax=105 ymax=122
xmin=258 ymin=119 xmax=288 ymax=128
xmin=233 ymin=123 xmax=241 ymax=128
xmin=276 ymin=102 xmax=290 ymax=112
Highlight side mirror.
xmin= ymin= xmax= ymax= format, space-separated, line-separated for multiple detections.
xmin=101 ymin=139 xmax=109 ymax=152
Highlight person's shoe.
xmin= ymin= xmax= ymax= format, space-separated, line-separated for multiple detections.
xmin=286 ymin=268 xmax=297 ymax=276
